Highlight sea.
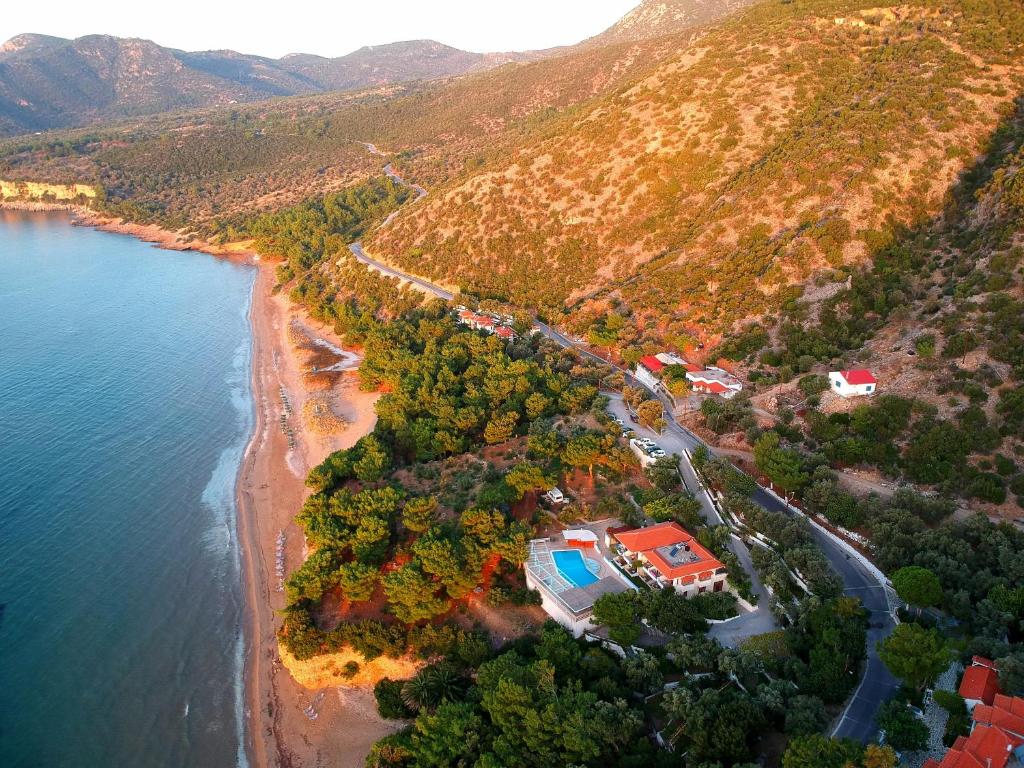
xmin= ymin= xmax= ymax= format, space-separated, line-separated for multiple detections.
xmin=0 ymin=210 xmax=256 ymax=767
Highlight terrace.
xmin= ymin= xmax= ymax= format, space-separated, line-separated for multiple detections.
xmin=525 ymin=530 xmax=635 ymax=635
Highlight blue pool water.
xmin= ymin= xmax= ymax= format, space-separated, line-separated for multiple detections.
xmin=0 ymin=211 xmax=255 ymax=767
xmin=552 ymin=549 xmax=600 ymax=588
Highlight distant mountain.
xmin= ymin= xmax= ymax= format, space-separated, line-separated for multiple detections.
xmin=0 ymin=34 xmax=525 ymax=136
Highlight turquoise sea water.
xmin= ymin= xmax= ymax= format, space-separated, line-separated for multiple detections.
xmin=0 ymin=211 xmax=255 ymax=767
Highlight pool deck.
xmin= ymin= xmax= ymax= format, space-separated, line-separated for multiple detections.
xmin=526 ymin=536 xmax=633 ymax=615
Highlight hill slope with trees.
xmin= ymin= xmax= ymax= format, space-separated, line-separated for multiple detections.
xmin=365 ymin=0 xmax=1024 ymax=329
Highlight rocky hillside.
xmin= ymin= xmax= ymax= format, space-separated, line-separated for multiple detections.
xmin=365 ymin=0 xmax=1024 ymax=332
xmin=0 ymin=26 xmax=692 ymax=226
xmin=0 ymin=34 xmax=526 ymax=136
xmin=583 ymin=0 xmax=758 ymax=45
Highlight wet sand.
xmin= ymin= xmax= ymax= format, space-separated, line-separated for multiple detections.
xmin=237 ymin=263 xmax=399 ymax=767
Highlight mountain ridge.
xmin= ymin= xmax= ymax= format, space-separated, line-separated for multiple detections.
xmin=0 ymin=33 xmax=528 ymax=136
xmin=0 ymin=1 xmax=763 ymax=136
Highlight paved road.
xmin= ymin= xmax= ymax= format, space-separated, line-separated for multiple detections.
xmin=604 ymin=394 xmax=897 ymax=741
xmin=352 ymin=142 xmax=897 ymax=743
xmin=605 ymin=394 xmax=777 ymax=646
xmin=348 ymin=242 xmax=454 ymax=300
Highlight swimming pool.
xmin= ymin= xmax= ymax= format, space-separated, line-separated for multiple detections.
xmin=552 ymin=549 xmax=601 ymax=588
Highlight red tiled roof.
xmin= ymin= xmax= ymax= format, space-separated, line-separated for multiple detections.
xmin=839 ymin=369 xmax=876 ymax=385
xmin=691 ymin=380 xmax=730 ymax=394
xmin=974 ymin=695 xmax=1024 ymax=738
xmin=961 ymin=665 xmax=1002 ymax=705
xmin=495 ymin=326 xmax=516 ymax=338
xmin=639 ymin=355 xmax=665 ymax=373
xmin=973 ymin=656 xmax=998 ymax=669
xmin=614 ymin=521 xmax=689 ymax=550
xmin=963 ymin=724 xmax=1018 ymax=768
xmin=920 ymin=693 xmax=1024 ymax=768
xmin=612 ymin=522 xmax=725 ymax=581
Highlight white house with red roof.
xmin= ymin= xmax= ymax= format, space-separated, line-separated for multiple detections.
xmin=607 ymin=521 xmax=728 ymax=596
xmin=962 ymin=657 xmax=1003 ymax=711
xmin=456 ymin=308 xmax=517 ymax=340
xmin=829 ymin=369 xmax=877 ymax=397
xmin=685 ymin=367 xmax=743 ymax=399
xmin=635 ymin=355 xmax=666 ymax=390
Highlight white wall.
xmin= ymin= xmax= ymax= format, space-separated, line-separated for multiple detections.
xmin=634 ymin=365 xmax=660 ymax=391
xmin=525 ymin=568 xmax=592 ymax=637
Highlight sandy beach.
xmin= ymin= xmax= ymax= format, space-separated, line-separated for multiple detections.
xmin=237 ymin=262 xmax=402 ymax=768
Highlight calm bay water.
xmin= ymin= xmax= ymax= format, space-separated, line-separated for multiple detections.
xmin=0 ymin=211 xmax=255 ymax=767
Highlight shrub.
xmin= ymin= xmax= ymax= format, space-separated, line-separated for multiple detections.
xmin=374 ymin=678 xmax=414 ymax=719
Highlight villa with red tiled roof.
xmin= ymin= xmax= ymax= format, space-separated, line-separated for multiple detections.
xmin=923 ymin=690 xmax=1024 ymax=768
xmin=454 ymin=308 xmax=518 ymax=340
xmin=606 ymin=521 xmax=728 ymax=596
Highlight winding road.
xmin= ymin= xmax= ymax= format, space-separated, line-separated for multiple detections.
xmin=350 ymin=143 xmax=898 ymax=743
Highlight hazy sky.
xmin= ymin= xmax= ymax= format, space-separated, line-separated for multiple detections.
xmin=2 ymin=1 xmax=642 ymax=58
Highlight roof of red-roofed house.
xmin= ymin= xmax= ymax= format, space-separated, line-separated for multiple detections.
xmin=974 ymin=695 xmax=1024 ymax=739
xmin=963 ymin=724 xmax=1019 ymax=768
xmin=961 ymin=664 xmax=1002 ymax=705
xmin=611 ymin=522 xmax=725 ymax=581
xmin=973 ymin=656 xmax=998 ymax=670
xmin=838 ymin=369 xmax=876 ymax=385
xmin=639 ymin=355 xmax=665 ymax=373
xmin=613 ymin=521 xmax=690 ymax=551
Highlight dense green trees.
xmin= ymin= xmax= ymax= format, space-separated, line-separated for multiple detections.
xmin=875 ymin=700 xmax=928 ymax=751
xmin=878 ymin=624 xmax=951 ymax=692
xmin=247 ymin=177 xmax=413 ymax=283
xmin=591 ymin=591 xmax=642 ymax=647
xmin=781 ymin=735 xmax=875 ymax=768
xmin=283 ymin=311 xmax=586 ymax=659
xmin=782 ymin=734 xmax=860 ymax=768
xmin=891 ymin=566 xmax=943 ymax=615
xmin=374 ymin=633 xmax=654 ymax=768
xmin=754 ymin=432 xmax=809 ymax=496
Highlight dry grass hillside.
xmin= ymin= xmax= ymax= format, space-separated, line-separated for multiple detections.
xmin=366 ymin=0 xmax=1024 ymax=334
xmin=0 ymin=34 xmax=687 ymax=229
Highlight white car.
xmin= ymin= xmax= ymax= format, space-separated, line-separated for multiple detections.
xmin=650 ymin=449 xmax=667 ymax=458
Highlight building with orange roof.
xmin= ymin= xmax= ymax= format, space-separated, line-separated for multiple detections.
xmin=606 ymin=521 xmax=728 ymax=596
xmin=974 ymin=695 xmax=1024 ymax=740
xmin=685 ymin=367 xmax=743 ymax=399
xmin=961 ymin=662 xmax=1003 ymax=710
xmin=923 ymin=692 xmax=1024 ymax=768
